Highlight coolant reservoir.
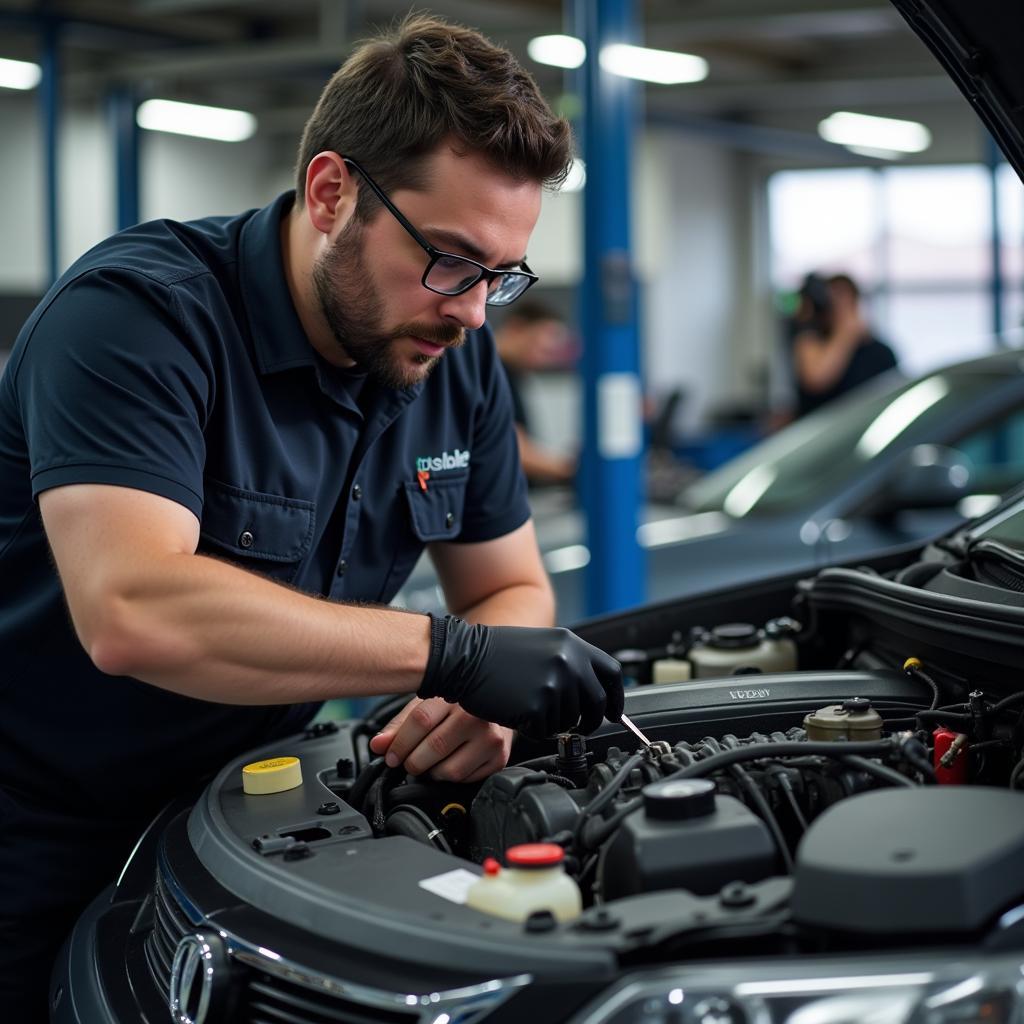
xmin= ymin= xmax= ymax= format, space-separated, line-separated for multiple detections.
xmin=651 ymin=657 xmax=692 ymax=684
xmin=688 ymin=622 xmax=797 ymax=678
xmin=465 ymin=843 xmax=581 ymax=923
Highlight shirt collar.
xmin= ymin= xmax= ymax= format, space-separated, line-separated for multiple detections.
xmin=238 ymin=191 xmax=426 ymax=415
xmin=239 ymin=191 xmax=314 ymax=376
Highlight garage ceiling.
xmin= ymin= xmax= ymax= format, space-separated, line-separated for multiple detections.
xmin=0 ymin=0 xmax=965 ymax=149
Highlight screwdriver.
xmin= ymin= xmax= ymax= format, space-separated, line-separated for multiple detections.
xmin=620 ymin=712 xmax=654 ymax=749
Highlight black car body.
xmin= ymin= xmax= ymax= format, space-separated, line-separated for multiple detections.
xmin=52 ymin=2 xmax=1024 ymax=1023
xmin=399 ymin=348 xmax=1024 ymax=625
xmin=54 ymin=483 xmax=1024 ymax=1023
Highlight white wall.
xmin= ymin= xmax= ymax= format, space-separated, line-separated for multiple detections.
xmin=0 ymin=93 xmax=48 ymax=290
xmin=640 ymin=131 xmax=745 ymax=431
xmin=0 ymin=92 xmax=750 ymax=441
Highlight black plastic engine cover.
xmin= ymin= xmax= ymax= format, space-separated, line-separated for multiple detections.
xmin=792 ymin=786 xmax=1024 ymax=934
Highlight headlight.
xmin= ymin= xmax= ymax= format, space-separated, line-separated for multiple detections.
xmin=570 ymin=954 xmax=1024 ymax=1024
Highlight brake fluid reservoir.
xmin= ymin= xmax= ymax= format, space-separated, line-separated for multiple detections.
xmin=688 ymin=622 xmax=797 ymax=678
xmin=804 ymin=698 xmax=883 ymax=741
xmin=465 ymin=844 xmax=581 ymax=923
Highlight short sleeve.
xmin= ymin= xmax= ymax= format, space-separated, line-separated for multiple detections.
xmin=456 ymin=327 xmax=531 ymax=542
xmin=11 ymin=268 xmax=213 ymax=518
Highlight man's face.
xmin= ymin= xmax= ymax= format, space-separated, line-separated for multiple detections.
xmin=312 ymin=146 xmax=542 ymax=390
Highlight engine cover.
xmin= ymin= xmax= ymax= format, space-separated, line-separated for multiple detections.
xmin=792 ymin=786 xmax=1024 ymax=933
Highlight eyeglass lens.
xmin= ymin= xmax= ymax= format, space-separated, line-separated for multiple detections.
xmin=424 ymin=257 xmax=529 ymax=305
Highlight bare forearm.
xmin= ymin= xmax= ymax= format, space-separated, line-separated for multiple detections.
xmin=455 ymin=581 xmax=556 ymax=627
xmin=84 ymin=551 xmax=430 ymax=704
xmin=794 ymin=328 xmax=862 ymax=393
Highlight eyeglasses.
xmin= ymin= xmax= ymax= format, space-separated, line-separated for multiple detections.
xmin=342 ymin=157 xmax=538 ymax=307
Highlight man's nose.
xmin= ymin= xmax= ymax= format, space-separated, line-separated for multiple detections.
xmin=437 ymin=280 xmax=489 ymax=331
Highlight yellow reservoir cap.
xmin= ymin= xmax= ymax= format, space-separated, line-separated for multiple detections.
xmin=242 ymin=756 xmax=302 ymax=795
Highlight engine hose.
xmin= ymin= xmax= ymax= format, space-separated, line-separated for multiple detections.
xmin=665 ymin=740 xmax=895 ymax=780
xmin=992 ymin=691 xmax=1024 ymax=714
xmin=915 ymin=710 xmax=972 ymax=729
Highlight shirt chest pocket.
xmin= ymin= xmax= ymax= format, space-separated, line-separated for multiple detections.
xmin=402 ymin=470 xmax=469 ymax=542
xmin=199 ymin=479 xmax=315 ymax=584
xmin=376 ymin=471 xmax=469 ymax=604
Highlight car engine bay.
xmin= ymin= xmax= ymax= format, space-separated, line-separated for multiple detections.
xmin=315 ymin=528 xmax=1024 ymax=958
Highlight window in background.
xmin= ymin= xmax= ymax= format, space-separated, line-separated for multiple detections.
xmin=998 ymin=163 xmax=1024 ymax=337
xmin=769 ymin=163 xmax=1024 ymax=379
xmin=768 ymin=169 xmax=882 ymax=289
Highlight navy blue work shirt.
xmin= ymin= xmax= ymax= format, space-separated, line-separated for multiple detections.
xmin=0 ymin=191 xmax=529 ymax=817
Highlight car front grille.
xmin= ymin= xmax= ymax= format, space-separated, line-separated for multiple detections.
xmin=145 ymin=864 xmax=421 ymax=1024
xmin=144 ymin=868 xmax=192 ymax=1004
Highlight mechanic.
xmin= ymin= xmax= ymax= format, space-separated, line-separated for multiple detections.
xmin=494 ymin=300 xmax=578 ymax=485
xmin=0 ymin=16 xmax=623 ymax=1021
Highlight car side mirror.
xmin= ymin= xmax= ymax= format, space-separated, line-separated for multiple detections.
xmin=868 ymin=444 xmax=974 ymax=518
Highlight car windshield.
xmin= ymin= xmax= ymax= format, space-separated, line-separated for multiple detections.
xmin=965 ymin=486 xmax=1024 ymax=550
xmin=685 ymin=368 xmax=1006 ymax=518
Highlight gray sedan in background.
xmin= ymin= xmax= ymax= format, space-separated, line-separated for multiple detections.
xmin=398 ymin=347 xmax=1024 ymax=623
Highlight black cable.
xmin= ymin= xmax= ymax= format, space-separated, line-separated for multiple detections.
xmin=767 ymin=767 xmax=808 ymax=833
xmin=572 ymin=751 xmax=645 ymax=850
xmin=581 ymin=795 xmax=643 ymax=849
xmin=904 ymin=661 xmax=941 ymax=711
xmin=839 ymin=754 xmax=916 ymax=788
xmin=728 ymin=762 xmax=795 ymax=873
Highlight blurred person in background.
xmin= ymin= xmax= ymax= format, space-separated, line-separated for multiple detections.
xmin=494 ymin=300 xmax=577 ymax=485
xmin=791 ymin=272 xmax=898 ymax=417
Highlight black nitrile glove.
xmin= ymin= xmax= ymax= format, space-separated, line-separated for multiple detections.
xmin=418 ymin=614 xmax=625 ymax=739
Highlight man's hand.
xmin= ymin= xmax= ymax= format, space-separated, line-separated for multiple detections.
xmin=418 ymin=616 xmax=625 ymax=739
xmin=368 ymin=697 xmax=513 ymax=781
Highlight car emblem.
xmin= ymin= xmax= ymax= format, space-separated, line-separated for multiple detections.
xmin=169 ymin=932 xmax=227 ymax=1024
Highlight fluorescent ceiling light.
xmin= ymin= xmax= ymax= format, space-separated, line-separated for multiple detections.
xmin=0 ymin=57 xmax=42 ymax=91
xmin=599 ymin=44 xmax=708 ymax=85
xmin=136 ymin=99 xmax=257 ymax=142
xmin=818 ymin=111 xmax=931 ymax=155
xmin=528 ymin=35 xmax=586 ymax=69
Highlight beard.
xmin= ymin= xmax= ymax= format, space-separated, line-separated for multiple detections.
xmin=312 ymin=221 xmax=465 ymax=390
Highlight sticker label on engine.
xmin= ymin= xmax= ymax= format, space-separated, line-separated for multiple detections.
xmin=418 ymin=868 xmax=479 ymax=905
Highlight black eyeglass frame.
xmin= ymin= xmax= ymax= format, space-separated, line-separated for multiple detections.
xmin=342 ymin=157 xmax=539 ymax=307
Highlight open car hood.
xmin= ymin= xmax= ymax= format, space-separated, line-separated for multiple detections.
xmin=893 ymin=0 xmax=1024 ymax=181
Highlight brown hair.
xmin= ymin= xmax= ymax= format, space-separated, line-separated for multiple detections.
xmin=827 ymin=273 xmax=861 ymax=301
xmin=295 ymin=14 xmax=573 ymax=216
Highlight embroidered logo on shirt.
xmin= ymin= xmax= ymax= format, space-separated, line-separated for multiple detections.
xmin=415 ymin=449 xmax=470 ymax=493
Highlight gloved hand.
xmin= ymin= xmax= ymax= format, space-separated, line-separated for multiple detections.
xmin=418 ymin=614 xmax=625 ymax=739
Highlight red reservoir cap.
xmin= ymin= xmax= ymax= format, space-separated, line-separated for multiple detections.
xmin=505 ymin=843 xmax=565 ymax=868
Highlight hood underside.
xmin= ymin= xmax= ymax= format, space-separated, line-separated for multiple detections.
xmin=892 ymin=0 xmax=1024 ymax=181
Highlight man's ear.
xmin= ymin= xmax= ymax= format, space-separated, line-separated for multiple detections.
xmin=304 ymin=152 xmax=358 ymax=237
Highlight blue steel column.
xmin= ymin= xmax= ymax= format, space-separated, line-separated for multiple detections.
xmin=107 ymin=85 xmax=140 ymax=230
xmin=39 ymin=15 xmax=60 ymax=285
xmin=574 ymin=0 xmax=645 ymax=617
